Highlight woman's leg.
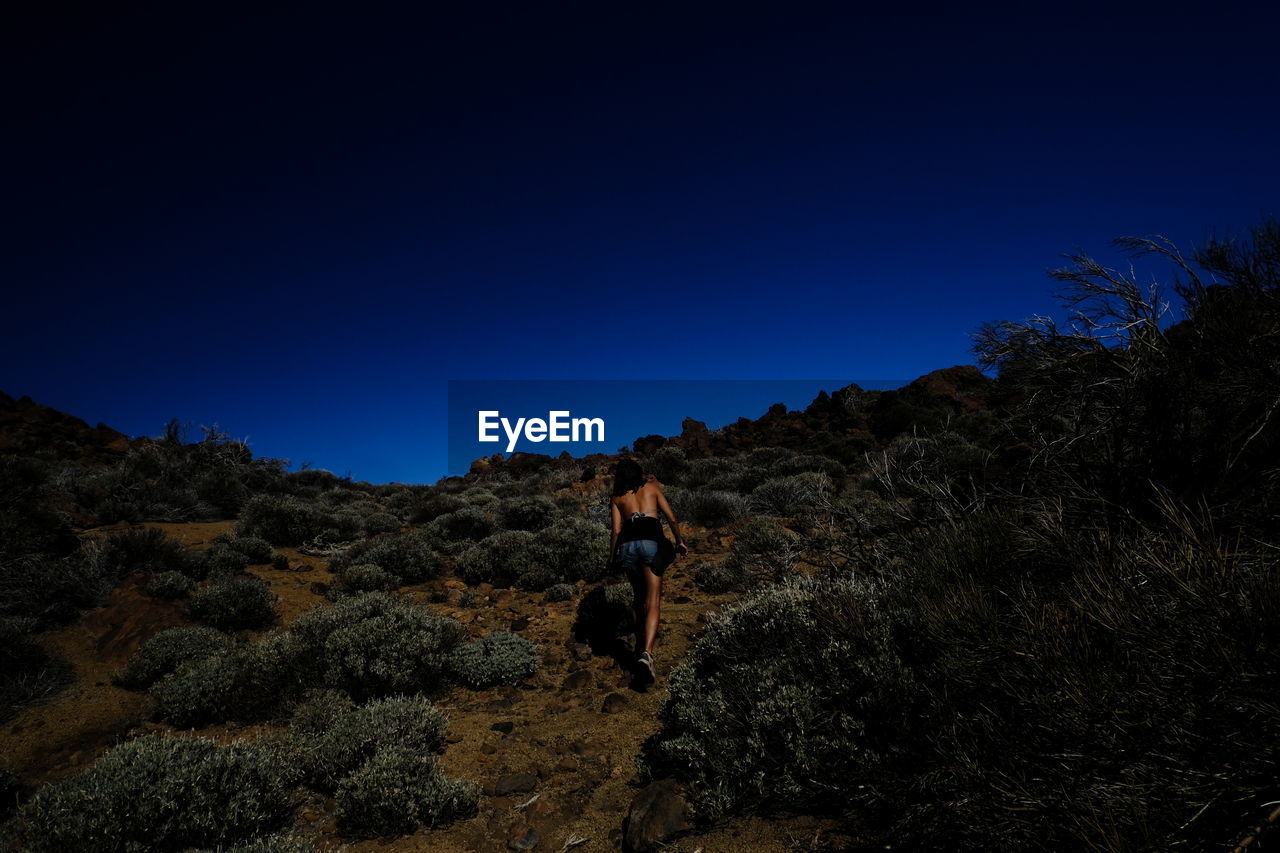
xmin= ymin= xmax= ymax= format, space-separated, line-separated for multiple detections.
xmin=638 ymin=563 xmax=663 ymax=654
xmin=627 ymin=567 xmax=646 ymax=654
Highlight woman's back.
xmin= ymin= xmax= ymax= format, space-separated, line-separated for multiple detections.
xmin=612 ymin=479 xmax=661 ymax=517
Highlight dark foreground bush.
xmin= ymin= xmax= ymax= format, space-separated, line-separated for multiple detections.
xmin=187 ymin=575 xmax=277 ymax=629
xmin=646 ymin=495 xmax=1280 ymax=850
xmin=447 ymin=631 xmax=538 ymax=688
xmin=335 ymin=746 xmax=479 ymax=837
xmin=113 ymin=625 xmax=234 ymax=689
xmin=642 ymin=574 xmax=916 ymax=823
xmin=2 ymin=733 xmax=298 ymax=852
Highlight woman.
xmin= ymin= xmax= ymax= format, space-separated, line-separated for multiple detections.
xmin=608 ymin=458 xmax=688 ymax=684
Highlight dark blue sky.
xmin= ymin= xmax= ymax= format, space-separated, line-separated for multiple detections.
xmin=4 ymin=2 xmax=1277 ymax=483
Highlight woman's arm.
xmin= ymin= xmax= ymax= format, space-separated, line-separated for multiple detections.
xmin=654 ymin=484 xmax=689 ymax=555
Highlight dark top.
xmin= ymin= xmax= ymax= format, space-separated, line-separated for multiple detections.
xmin=617 ymin=514 xmax=665 ymax=544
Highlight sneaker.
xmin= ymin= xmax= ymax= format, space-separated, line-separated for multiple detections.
xmin=635 ymin=651 xmax=655 ymax=683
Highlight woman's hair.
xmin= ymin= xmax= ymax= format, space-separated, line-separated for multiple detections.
xmin=611 ymin=458 xmax=647 ymax=497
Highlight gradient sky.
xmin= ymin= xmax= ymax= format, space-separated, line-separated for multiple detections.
xmin=4 ymin=2 xmax=1277 ymax=483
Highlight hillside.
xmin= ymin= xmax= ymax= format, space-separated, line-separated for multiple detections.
xmin=2 ymin=216 xmax=1279 ymax=853
xmin=0 ymin=372 xmax=996 ymax=853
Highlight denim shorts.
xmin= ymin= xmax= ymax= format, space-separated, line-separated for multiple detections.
xmin=614 ymin=539 xmax=672 ymax=577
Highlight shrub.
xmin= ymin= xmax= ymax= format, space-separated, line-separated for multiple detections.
xmin=334 ymin=563 xmax=401 ymax=594
xmin=409 ymin=493 xmax=466 ymax=525
xmin=460 ymin=487 xmax=497 ymax=506
xmin=427 ymin=506 xmax=494 ymax=543
xmin=722 ymin=519 xmax=803 ymax=586
xmin=749 ymin=472 xmax=833 ymax=516
xmin=335 ymin=746 xmax=479 ymax=837
xmin=447 ymin=631 xmax=539 ymax=688
xmin=199 ymin=544 xmax=251 ymax=580
xmin=271 ymin=552 xmax=289 ymax=571
xmin=278 ymin=690 xmax=448 ymax=792
xmin=150 ymin=629 xmax=307 ymax=727
xmin=187 ymin=575 xmax=277 ymax=629
xmin=142 ymin=570 xmax=194 ymax=599
xmin=363 ymin=512 xmax=402 ymax=535
xmin=672 ymin=489 xmax=751 ymax=528
xmin=642 ymin=574 xmax=917 ymax=823
xmin=290 ymin=592 xmax=468 ymax=700
xmin=692 ymin=559 xmax=751 ymax=594
xmin=456 ymin=518 xmax=609 ymax=590
xmin=100 ymin=526 xmax=200 ymax=579
xmin=0 ymin=550 xmax=110 ymax=625
xmin=0 ymin=615 xmax=74 ymax=724
xmin=454 ymin=530 xmax=536 ymax=586
xmin=236 ymin=495 xmax=333 ymax=546
xmin=114 ymin=625 xmax=233 ymax=689
xmin=494 ymin=495 xmax=558 ymax=531
xmin=228 ymin=535 xmax=274 ymax=563
xmin=330 ymin=531 xmax=439 ymax=584
xmin=544 ymin=582 xmax=576 ymax=602
xmin=4 ymin=733 xmax=298 ymax=852
xmin=530 ymin=516 xmax=610 ymax=588
xmin=644 ymin=446 xmax=690 ymax=485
